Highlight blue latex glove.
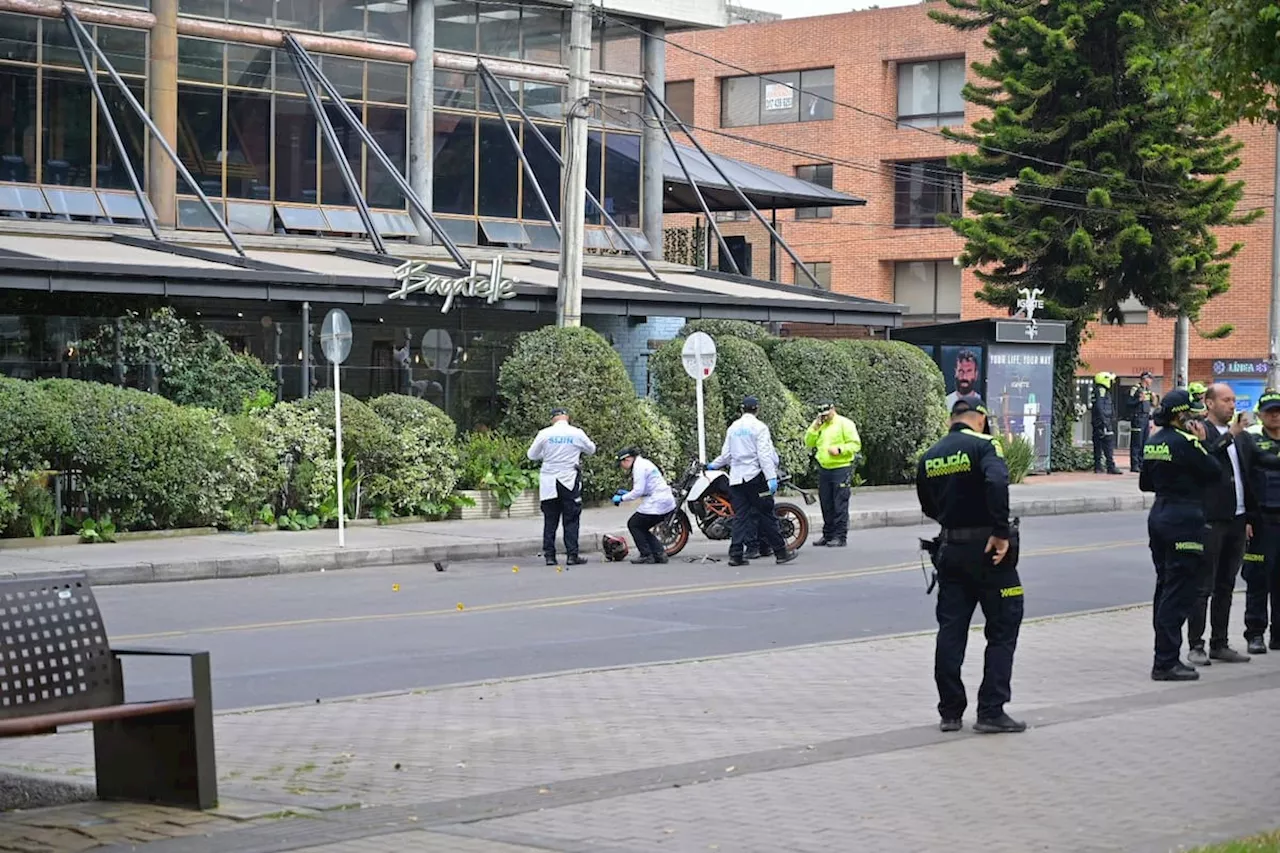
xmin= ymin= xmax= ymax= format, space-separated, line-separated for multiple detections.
xmin=612 ymin=495 xmax=623 ymax=506
xmin=614 ymin=488 xmax=629 ymax=497
xmin=706 ymin=462 xmax=721 ymax=471
xmin=767 ymin=478 xmax=778 ymax=495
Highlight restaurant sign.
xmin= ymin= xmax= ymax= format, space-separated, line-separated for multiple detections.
xmin=389 ymin=256 xmax=519 ymax=313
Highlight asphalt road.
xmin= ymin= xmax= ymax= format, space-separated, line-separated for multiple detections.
xmin=101 ymin=511 xmax=1158 ymax=711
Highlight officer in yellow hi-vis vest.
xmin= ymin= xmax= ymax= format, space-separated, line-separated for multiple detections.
xmin=1140 ymin=389 xmax=1235 ymax=681
xmin=804 ymin=400 xmax=862 ymax=547
xmin=916 ymin=398 xmax=1025 ymax=735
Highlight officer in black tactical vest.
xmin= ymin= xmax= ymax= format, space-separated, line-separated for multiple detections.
xmin=1244 ymin=391 xmax=1280 ymax=655
xmin=916 ymin=398 xmax=1025 ymax=735
xmin=1128 ymin=371 xmax=1157 ymax=472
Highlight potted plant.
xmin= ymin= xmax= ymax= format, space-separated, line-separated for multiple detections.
xmin=451 ymin=432 xmax=541 ymax=519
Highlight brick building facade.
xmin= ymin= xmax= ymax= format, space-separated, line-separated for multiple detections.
xmin=663 ymin=3 xmax=1277 ymax=390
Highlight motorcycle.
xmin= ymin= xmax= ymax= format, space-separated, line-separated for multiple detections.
xmin=656 ymin=458 xmax=816 ymax=557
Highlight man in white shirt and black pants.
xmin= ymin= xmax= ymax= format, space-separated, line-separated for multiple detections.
xmin=708 ymin=396 xmax=798 ymax=568
xmin=528 ymin=407 xmax=596 ymax=567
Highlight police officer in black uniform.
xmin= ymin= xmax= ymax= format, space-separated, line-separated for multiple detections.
xmin=1128 ymin=371 xmax=1157 ymax=472
xmin=1244 ymin=391 xmax=1280 ymax=654
xmin=917 ymin=398 xmax=1026 ymax=735
xmin=1140 ymin=389 xmax=1239 ymax=681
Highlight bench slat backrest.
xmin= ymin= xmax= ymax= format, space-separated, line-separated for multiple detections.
xmin=0 ymin=573 xmax=119 ymax=719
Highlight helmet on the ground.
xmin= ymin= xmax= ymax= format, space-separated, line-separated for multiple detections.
xmin=602 ymin=534 xmax=629 ymax=562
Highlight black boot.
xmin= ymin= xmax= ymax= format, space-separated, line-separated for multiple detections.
xmin=565 ymin=555 xmax=588 ymax=566
xmin=775 ymin=550 xmax=798 ymax=565
xmin=545 ymin=554 xmax=558 ymax=566
xmin=629 ymin=554 xmax=655 ymax=565
xmin=1151 ymin=662 xmax=1200 ymax=681
xmin=973 ymin=713 xmax=1026 ymax=734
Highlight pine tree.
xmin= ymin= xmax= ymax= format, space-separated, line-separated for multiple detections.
xmin=931 ymin=0 xmax=1259 ymax=466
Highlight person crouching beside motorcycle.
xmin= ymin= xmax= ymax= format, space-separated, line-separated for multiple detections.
xmin=708 ymin=396 xmax=799 ymax=568
xmin=613 ymin=447 xmax=677 ymax=564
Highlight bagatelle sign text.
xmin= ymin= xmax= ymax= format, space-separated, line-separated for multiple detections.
xmin=388 ymin=256 xmax=519 ymax=313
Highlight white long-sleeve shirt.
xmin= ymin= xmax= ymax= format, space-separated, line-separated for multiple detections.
xmin=528 ymin=421 xmax=596 ymax=500
xmin=620 ymin=456 xmax=677 ymax=515
xmin=711 ymin=413 xmax=779 ymax=486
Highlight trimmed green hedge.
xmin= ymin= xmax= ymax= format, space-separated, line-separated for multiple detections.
xmin=679 ymin=319 xmax=771 ymax=343
xmin=650 ymin=337 xmax=727 ymax=464
xmin=367 ymin=394 xmax=459 ymax=515
xmin=710 ymin=336 xmax=809 ymax=479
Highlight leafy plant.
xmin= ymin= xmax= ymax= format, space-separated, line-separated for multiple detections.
xmin=1002 ymin=434 xmax=1035 ymax=485
xmin=480 ymin=464 xmax=540 ymax=511
xmin=79 ymin=516 xmax=117 ymax=544
xmin=277 ymin=509 xmax=320 ymax=532
xmin=17 ymin=477 xmax=56 ymax=539
xmin=456 ymin=432 xmax=536 ymax=491
xmin=367 ymin=394 xmax=459 ymax=517
xmin=419 ymin=492 xmax=476 ymax=521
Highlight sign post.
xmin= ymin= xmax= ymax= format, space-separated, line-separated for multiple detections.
xmin=320 ymin=309 xmax=353 ymax=548
xmin=681 ymin=332 xmax=718 ymax=464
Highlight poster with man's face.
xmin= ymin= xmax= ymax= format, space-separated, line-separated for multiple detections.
xmin=942 ymin=345 xmax=985 ymax=412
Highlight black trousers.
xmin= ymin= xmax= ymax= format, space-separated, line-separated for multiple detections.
xmin=729 ymin=473 xmax=786 ymax=560
xmin=818 ymin=465 xmax=852 ymax=540
xmin=934 ymin=535 xmax=1023 ymax=721
xmin=1148 ymin=498 xmax=1207 ymax=670
xmin=1129 ymin=418 xmax=1149 ymax=471
xmin=1243 ymin=516 xmax=1280 ymax=642
xmin=1188 ymin=515 xmax=1247 ymax=650
xmin=628 ymin=511 xmax=666 ymax=558
xmin=541 ymin=476 xmax=582 ymax=559
xmin=1093 ymin=428 xmax=1116 ymax=472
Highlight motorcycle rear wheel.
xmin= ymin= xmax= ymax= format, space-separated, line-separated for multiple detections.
xmin=774 ymin=503 xmax=809 ymax=551
xmin=659 ymin=510 xmax=693 ymax=557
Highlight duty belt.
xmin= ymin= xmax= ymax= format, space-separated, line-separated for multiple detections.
xmin=941 ymin=527 xmax=992 ymax=543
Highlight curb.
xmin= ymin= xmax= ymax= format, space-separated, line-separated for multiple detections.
xmin=17 ymin=494 xmax=1155 ymax=588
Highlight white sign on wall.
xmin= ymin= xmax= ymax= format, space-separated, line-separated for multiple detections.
xmin=764 ymin=83 xmax=794 ymax=111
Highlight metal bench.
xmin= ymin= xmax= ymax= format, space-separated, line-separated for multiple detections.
xmin=0 ymin=574 xmax=217 ymax=809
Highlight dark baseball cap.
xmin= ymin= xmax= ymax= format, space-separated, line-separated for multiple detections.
xmin=1161 ymin=389 xmax=1206 ymax=416
xmin=1140 ymin=371 xmax=1154 ymax=379
xmin=1259 ymin=392 xmax=1280 ymax=413
xmin=815 ymin=400 xmax=834 ymax=411
xmin=550 ymin=406 xmax=569 ymax=417
xmin=950 ymin=397 xmax=988 ymax=417
xmin=742 ymin=395 xmax=760 ymax=411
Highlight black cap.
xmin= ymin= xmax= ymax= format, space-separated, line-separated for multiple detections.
xmin=815 ymin=400 xmax=834 ymax=411
xmin=742 ymin=396 xmax=760 ymax=411
xmin=1140 ymin=371 xmax=1153 ymax=379
xmin=550 ymin=406 xmax=569 ymax=417
xmin=615 ymin=446 xmax=641 ymax=463
xmin=950 ymin=397 xmax=988 ymax=417
xmin=1160 ymin=389 xmax=1206 ymax=416
xmin=1260 ymin=392 xmax=1280 ymax=413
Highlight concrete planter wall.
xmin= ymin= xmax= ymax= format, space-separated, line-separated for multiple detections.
xmin=449 ymin=489 xmax=541 ymax=520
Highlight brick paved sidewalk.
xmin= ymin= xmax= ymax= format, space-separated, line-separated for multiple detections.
xmin=3 ymin=598 xmax=1277 ymax=853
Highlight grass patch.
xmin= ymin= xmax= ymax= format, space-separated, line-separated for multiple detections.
xmin=1191 ymin=830 xmax=1280 ymax=852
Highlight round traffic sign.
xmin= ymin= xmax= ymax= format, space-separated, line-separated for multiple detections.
xmin=681 ymin=331 xmax=717 ymax=380
xmin=320 ymin=308 xmax=353 ymax=365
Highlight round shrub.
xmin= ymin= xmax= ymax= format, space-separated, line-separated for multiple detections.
xmin=220 ymin=412 xmax=287 ymax=529
xmin=260 ymin=401 xmax=334 ymax=514
xmin=0 ymin=376 xmax=73 ymax=475
xmin=711 ymin=337 xmax=809 ymax=479
xmin=295 ymin=391 xmax=395 ymax=478
xmin=837 ymin=340 xmax=948 ymax=484
xmin=632 ymin=397 xmax=681 ymax=484
xmin=679 ymin=319 xmax=771 ymax=343
xmin=649 ymin=337 xmax=727 ymax=465
xmin=368 ymin=394 xmax=460 ymax=515
xmin=769 ymin=338 xmax=867 ymax=422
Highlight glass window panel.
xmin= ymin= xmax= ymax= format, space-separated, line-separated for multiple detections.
xmin=98 ymin=190 xmax=149 ymax=221
xmin=721 ymin=76 xmax=758 ymax=128
xmin=0 ymin=12 xmax=39 ymax=63
xmin=320 ymin=103 xmax=362 ymax=206
xmin=478 ymin=76 xmax=520 ymax=114
xmin=666 ymin=81 xmax=694 ymax=125
xmin=0 ymin=185 xmax=49 ymax=213
xmin=177 ymin=196 xmax=225 ymax=229
xmin=583 ymin=228 xmax=611 ymax=250
xmin=898 ymin=61 xmax=938 ymax=119
xmin=274 ymin=0 xmax=319 ymax=31
xmin=371 ymin=210 xmax=416 ymax=236
xmin=479 ymin=218 xmax=528 ymax=244
xmin=178 ymin=37 xmax=224 ymax=84
xmin=435 ymin=0 xmax=477 ymax=53
xmin=95 ymin=82 xmax=146 ymax=191
xmin=433 ymin=112 xmax=474 ymax=216
xmin=522 ymin=122 xmax=560 ymax=221
xmin=323 ymin=0 xmax=366 ymax=38
xmin=438 ymin=216 xmax=477 ymax=247
xmin=618 ymin=228 xmax=652 ymax=254
xmin=227 ymin=0 xmax=274 ymax=24
xmin=276 ymin=204 xmax=329 ymax=230
xmin=521 ymin=7 xmax=563 ymax=65
xmin=434 ymin=70 xmax=475 ymax=111
xmin=939 ymin=57 xmax=966 ymax=121
xmin=936 ymin=262 xmax=962 ymax=317
xmin=0 ymin=66 xmax=37 ymax=183
xmin=177 ymin=86 xmax=224 ymax=196
xmin=365 ymin=105 xmax=406 ymax=208
xmin=226 ymin=200 xmax=274 ymax=232
xmin=95 ymin=26 xmax=147 ymax=77
xmin=367 ymin=61 xmax=407 ymax=105
xmin=227 ymin=43 xmax=272 ymax=89
xmin=894 ymin=261 xmax=935 ymax=317
xmin=273 ymin=48 xmax=304 ymax=94
xmin=894 ymin=160 xmax=960 ymax=227
xmin=366 ymin=0 xmax=409 ymax=44
xmin=477 ymin=3 xmax=519 ymax=58
xmin=42 ymin=18 xmax=83 ymax=69
xmin=524 ymin=222 xmax=559 ymax=252
xmin=319 ymin=55 xmax=365 ymax=101
xmin=179 ymin=0 xmax=227 ymax=19
xmin=274 ymin=96 xmax=318 ymax=203
xmin=42 ymin=72 xmax=93 ymax=187
xmin=523 ymin=81 xmax=564 ymax=120
xmin=585 ymin=130 xmax=602 ymax=224
xmin=323 ymin=207 xmax=368 ymax=233
xmin=603 ymin=92 xmax=643 ymax=130
xmin=800 ymin=68 xmax=834 ymax=122
xmin=602 ymin=22 xmax=640 ymax=76
xmin=225 ymin=89 xmax=271 ymax=199
xmin=43 ymin=186 xmax=104 ymax=217
xmin=603 ymin=133 xmax=640 ymax=229
xmin=760 ymin=71 xmax=799 ymax=125
xmin=476 ymin=117 xmax=517 ymax=218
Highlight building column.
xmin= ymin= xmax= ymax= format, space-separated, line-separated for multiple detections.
xmin=641 ymin=21 xmax=665 ymax=261
xmin=147 ymin=0 xmax=178 ymax=227
xmin=409 ymin=0 xmax=435 ymax=244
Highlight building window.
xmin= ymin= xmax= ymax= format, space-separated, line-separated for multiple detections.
xmin=713 ymin=210 xmax=749 ymax=222
xmin=720 ymin=68 xmax=834 ymax=128
xmin=180 ymin=0 xmax=410 ymax=45
xmin=897 ymin=58 xmax=964 ymax=128
xmin=666 ymin=80 xmax=694 ymax=125
xmin=894 ymin=261 xmax=962 ymax=323
xmin=795 ymin=163 xmax=833 ymax=219
xmin=893 ymin=160 xmax=962 ymax=228
xmin=1114 ymin=294 xmax=1149 ymax=325
xmin=794 ymin=261 xmax=832 ymax=290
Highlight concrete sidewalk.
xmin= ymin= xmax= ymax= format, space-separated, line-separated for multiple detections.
xmin=0 ymin=473 xmax=1151 ymax=587
xmin=1 ymin=600 xmax=1274 ymax=853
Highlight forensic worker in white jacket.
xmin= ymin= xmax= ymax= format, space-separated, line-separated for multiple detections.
xmin=528 ymin=407 xmax=597 ymax=566
xmin=708 ymin=396 xmax=798 ymax=567
xmin=613 ymin=447 xmax=677 ymax=564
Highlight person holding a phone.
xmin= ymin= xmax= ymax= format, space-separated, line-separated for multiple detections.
xmin=916 ymin=397 xmax=1025 ymax=735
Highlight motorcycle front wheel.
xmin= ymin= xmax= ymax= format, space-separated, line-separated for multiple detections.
xmin=659 ymin=510 xmax=692 ymax=557
xmin=774 ymin=503 xmax=809 ymax=551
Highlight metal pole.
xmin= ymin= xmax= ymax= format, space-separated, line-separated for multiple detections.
xmin=301 ymin=301 xmax=312 ymax=400
xmin=643 ymin=81 xmax=823 ymax=290
xmin=408 ymin=0 xmax=434 ymax=246
xmin=333 ymin=360 xmax=345 ymax=548
xmin=481 ymin=62 xmax=661 ymax=281
xmin=64 ymin=8 xmax=246 ymax=257
xmin=287 ymin=49 xmax=386 ymax=255
xmin=640 ymin=21 xmax=665 ymax=260
xmin=558 ymin=0 xmax=592 ymax=327
xmin=63 ymin=14 xmax=159 ymax=241
xmin=1174 ymin=313 xmax=1189 ymax=387
xmin=643 ymin=87 xmax=739 ymax=276
xmin=274 ymin=323 xmax=284 ymax=401
xmin=770 ymin=208 xmax=777 ymax=282
xmin=477 ymin=69 xmax=561 ymax=238
xmin=1270 ymin=124 xmax=1280 ymax=391
xmin=284 ymin=35 xmax=469 ymax=270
